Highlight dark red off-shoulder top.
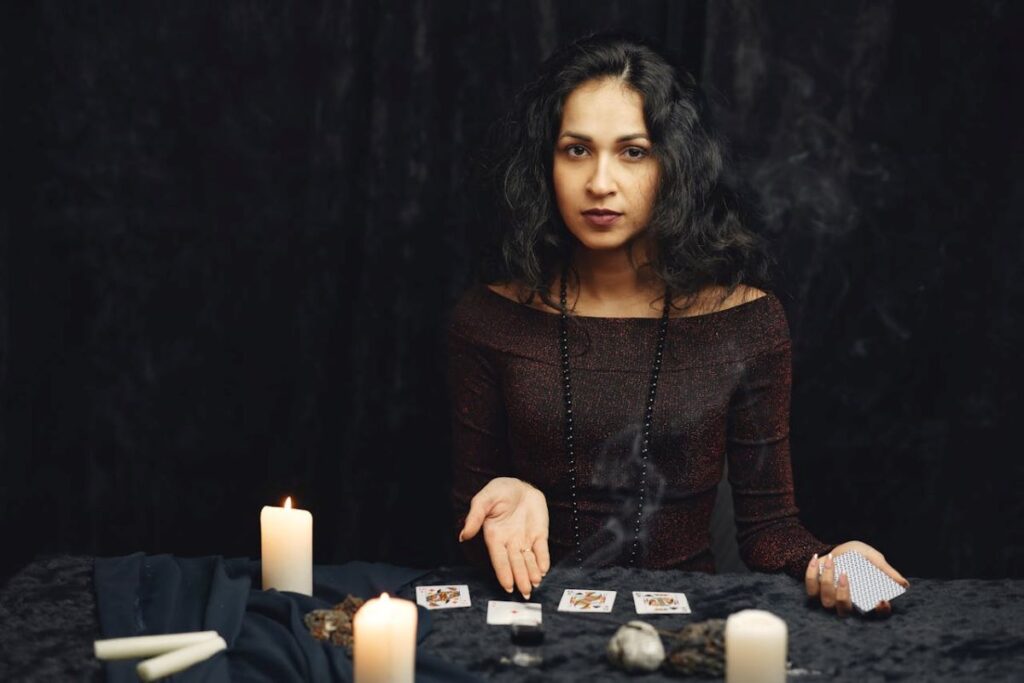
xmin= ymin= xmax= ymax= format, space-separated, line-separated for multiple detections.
xmin=446 ymin=283 xmax=833 ymax=580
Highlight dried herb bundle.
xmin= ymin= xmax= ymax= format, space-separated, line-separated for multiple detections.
xmin=662 ymin=618 xmax=726 ymax=677
xmin=303 ymin=595 xmax=366 ymax=653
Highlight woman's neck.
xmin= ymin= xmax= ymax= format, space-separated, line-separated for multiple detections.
xmin=567 ymin=242 xmax=665 ymax=316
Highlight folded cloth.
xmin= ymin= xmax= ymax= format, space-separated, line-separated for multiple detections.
xmin=94 ymin=554 xmax=481 ymax=683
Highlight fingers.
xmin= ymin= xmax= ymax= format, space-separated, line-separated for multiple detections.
xmin=521 ymin=547 xmax=543 ymax=588
xmin=839 ymin=542 xmax=911 ymax=589
xmin=485 ymin=536 xmax=515 ymax=594
xmin=879 ymin=560 xmax=910 ymax=588
xmin=819 ymin=554 xmax=837 ymax=609
xmin=532 ymin=536 xmax=551 ymax=576
xmin=805 ymin=553 xmax=820 ymax=598
xmin=459 ymin=493 xmax=491 ymax=543
xmin=506 ymin=544 xmax=534 ymax=599
xmin=835 ymin=572 xmax=852 ymax=617
xmin=874 ymin=600 xmax=892 ymax=617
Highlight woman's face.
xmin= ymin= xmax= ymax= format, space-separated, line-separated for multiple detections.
xmin=552 ymin=78 xmax=660 ymax=254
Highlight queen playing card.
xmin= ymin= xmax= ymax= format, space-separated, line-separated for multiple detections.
xmin=632 ymin=591 xmax=691 ymax=614
xmin=415 ymin=585 xmax=471 ymax=610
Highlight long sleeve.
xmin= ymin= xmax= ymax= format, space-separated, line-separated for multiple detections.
xmin=446 ymin=309 xmax=514 ymax=566
xmin=445 ymin=284 xmax=826 ymax=575
xmin=726 ymin=330 xmax=834 ymax=580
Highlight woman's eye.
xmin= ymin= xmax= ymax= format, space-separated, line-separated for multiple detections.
xmin=562 ymin=145 xmax=649 ymax=159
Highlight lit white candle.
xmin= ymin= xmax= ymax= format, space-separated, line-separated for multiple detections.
xmin=725 ymin=609 xmax=787 ymax=683
xmin=94 ymin=631 xmax=220 ymax=660
xmin=260 ymin=496 xmax=313 ymax=595
xmin=353 ymin=593 xmax=418 ymax=683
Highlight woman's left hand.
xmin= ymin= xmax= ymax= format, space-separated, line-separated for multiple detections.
xmin=805 ymin=540 xmax=910 ymax=617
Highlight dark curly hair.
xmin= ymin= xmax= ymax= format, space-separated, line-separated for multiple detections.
xmin=479 ymin=30 xmax=774 ymax=313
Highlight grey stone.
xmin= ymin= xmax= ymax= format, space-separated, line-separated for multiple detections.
xmin=607 ymin=620 xmax=666 ymax=673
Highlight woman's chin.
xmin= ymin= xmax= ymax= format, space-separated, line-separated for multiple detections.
xmin=570 ymin=229 xmax=643 ymax=253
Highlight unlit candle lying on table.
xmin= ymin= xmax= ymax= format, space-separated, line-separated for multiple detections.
xmin=136 ymin=635 xmax=227 ymax=682
xmin=93 ymin=631 xmax=221 ymax=660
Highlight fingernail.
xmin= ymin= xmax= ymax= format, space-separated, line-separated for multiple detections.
xmin=810 ymin=553 xmax=818 ymax=564
xmin=458 ymin=532 xmax=464 ymax=543
xmin=532 ymin=581 xmax=540 ymax=588
xmin=825 ymin=556 xmax=833 ymax=569
xmin=505 ymin=586 xmax=513 ymax=594
xmin=523 ymin=593 xmax=531 ymax=600
xmin=839 ymin=572 xmax=848 ymax=587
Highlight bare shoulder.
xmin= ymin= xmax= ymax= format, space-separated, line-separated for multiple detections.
xmin=727 ymin=284 xmax=769 ymax=307
xmin=486 ymin=281 xmax=559 ymax=313
xmin=678 ymin=284 xmax=769 ymax=317
xmin=486 ymin=281 xmax=520 ymax=301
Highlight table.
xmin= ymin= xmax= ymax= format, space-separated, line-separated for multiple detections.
xmin=1 ymin=555 xmax=1022 ymax=681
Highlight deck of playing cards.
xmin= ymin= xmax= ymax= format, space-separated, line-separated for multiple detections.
xmin=831 ymin=550 xmax=907 ymax=613
xmin=415 ymin=585 xmax=471 ymax=610
xmin=557 ymin=589 xmax=616 ymax=613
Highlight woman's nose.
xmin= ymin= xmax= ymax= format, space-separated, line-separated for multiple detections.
xmin=585 ymin=158 xmax=617 ymax=195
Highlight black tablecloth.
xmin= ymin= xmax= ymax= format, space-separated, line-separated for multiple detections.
xmin=2 ymin=555 xmax=1023 ymax=681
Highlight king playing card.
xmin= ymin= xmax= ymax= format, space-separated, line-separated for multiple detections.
xmin=557 ymin=589 xmax=616 ymax=613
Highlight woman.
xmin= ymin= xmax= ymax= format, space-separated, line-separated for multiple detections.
xmin=447 ymin=32 xmax=908 ymax=617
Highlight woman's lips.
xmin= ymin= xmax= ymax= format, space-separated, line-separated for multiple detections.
xmin=582 ymin=212 xmax=622 ymax=227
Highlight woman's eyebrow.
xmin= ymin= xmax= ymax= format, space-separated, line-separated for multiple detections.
xmin=559 ymin=131 xmax=650 ymax=142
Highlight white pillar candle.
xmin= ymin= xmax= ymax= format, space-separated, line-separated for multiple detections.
xmin=260 ymin=496 xmax=313 ymax=595
xmin=136 ymin=635 xmax=227 ymax=682
xmin=94 ymin=631 xmax=220 ymax=660
xmin=725 ymin=609 xmax=788 ymax=683
xmin=353 ymin=593 xmax=418 ymax=683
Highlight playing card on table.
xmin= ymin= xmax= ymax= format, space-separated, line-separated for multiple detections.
xmin=830 ymin=550 xmax=907 ymax=614
xmin=557 ymin=589 xmax=616 ymax=613
xmin=486 ymin=600 xmax=542 ymax=625
xmin=415 ymin=585 xmax=471 ymax=610
xmin=632 ymin=591 xmax=691 ymax=614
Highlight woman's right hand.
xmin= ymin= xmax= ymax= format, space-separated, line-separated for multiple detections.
xmin=458 ymin=477 xmax=551 ymax=599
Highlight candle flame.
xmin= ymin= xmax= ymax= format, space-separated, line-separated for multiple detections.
xmin=284 ymin=496 xmax=292 ymax=509
xmin=381 ymin=593 xmax=390 ymax=602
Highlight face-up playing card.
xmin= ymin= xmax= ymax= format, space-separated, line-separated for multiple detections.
xmin=415 ymin=585 xmax=471 ymax=610
xmin=632 ymin=591 xmax=691 ymax=614
xmin=557 ymin=589 xmax=616 ymax=613
xmin=830 ymin=550 xmax=907 ymax=614
xmin=486 ymin=600 xmax=542 ymax=625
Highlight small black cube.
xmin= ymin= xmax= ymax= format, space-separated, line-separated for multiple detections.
xmin=510 ymin=622 xmax=545 ymax=646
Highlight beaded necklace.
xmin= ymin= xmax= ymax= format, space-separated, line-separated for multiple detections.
xmin=558 ymin=263 xmax=671 ymax=567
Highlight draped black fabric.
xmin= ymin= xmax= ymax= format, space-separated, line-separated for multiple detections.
xmin=1 ymin=0 xmax=1021 ymax=585
xmin=93 ymin=553 xmax=481 ymax=683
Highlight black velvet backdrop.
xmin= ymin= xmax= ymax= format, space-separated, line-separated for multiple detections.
xmin=2 ymin=1 xmax=1021 ymax=584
